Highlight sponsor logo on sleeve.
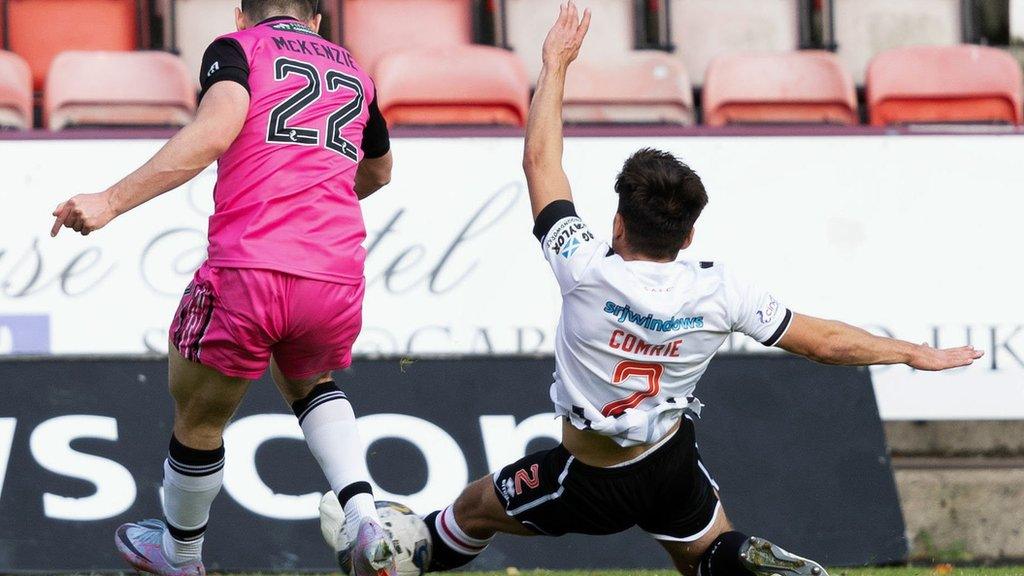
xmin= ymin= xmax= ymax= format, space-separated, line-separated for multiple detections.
xmin=207 ymin=61 xmax=220 ymax=78
xmin=756 ymin=296 xmax=780 ymax=324
xmin=545 ymin=217 xmax=594 ymax=259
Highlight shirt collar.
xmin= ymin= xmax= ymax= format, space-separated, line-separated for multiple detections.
xmin=259 ymin=15 xmax=301 ymax=25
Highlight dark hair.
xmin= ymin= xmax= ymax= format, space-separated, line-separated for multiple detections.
xmin=241 ymin=0 xmax=318 ymax=21
xmin=614 ymin=148 xmax=709 ymax=260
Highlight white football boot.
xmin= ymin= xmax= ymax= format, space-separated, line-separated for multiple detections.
xmin=739 ymin=536 xmax=829 ymax=576
xmin=115 ymin=519 xmax=205 ymax=576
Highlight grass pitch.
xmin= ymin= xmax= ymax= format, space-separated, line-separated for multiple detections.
xmin=449 ymin=570 xmax=1024 ymax=576
xmin=457 ymin=570 xmax=1019 ymax=576
xmin=216 ymin=565 xmax=1024 ymax=569
xmin=54 ymin=566 xmax=1024 ymax=576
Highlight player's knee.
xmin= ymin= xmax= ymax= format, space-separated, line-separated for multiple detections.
xmin=274 ymin=371 xmax=335 ymax=404
xmin=452 ymin=477 xmax=501 ymax=537
xmin=451 ymin=480 xmax=486 ymax=526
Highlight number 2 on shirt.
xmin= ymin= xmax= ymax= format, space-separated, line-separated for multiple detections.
xmin=601 ymin=361 xmax=664 ymax=417
xmin=266 ymin=57 xmax=365 ymax=161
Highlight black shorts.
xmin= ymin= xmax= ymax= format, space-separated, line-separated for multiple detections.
xmin=491 ymin=417 xmax=720 ymax=541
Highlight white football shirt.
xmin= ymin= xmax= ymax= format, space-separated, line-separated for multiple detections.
xmin=536 ymin=201 xmax=793 ymax=447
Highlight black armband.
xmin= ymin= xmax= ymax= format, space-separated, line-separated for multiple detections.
xmin=533 ymin=199 xmax=578 ymax=241
xmin=199 ymin=38 xmax=251 ymax=101
xmin=361 ymin=95 xmax=391 ymax=159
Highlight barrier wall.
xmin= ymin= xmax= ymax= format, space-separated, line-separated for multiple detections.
xmin=0 ymin=356 xmax=904 ymax=572
xmin=0 ymin=134 xmax=1021 ymax=420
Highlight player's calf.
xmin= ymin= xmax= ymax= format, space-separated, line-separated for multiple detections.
xmin=288 ymin=380 xmax=381 ymax=541
xmin=423 ymin=505 xmax=493 ymax=571
xmin=422 ymin=475 xmax=530 ymax=571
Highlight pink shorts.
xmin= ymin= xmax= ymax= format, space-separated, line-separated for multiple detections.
xmin=169 ymin=264 xmax=364 ymax=380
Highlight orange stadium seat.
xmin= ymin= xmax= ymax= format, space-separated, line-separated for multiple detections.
xmin=671 ymin=0 xmax=799 ymax=85
xmin=375 ymin=45 xmax=529 ymax=127
xmin=564 ymin=52 xmax=694 ymax=125
xmin=0 ymin=51 xmax=32 ymax=129
xmin=834 ymin=0 xmax=962 ymax=83
xmin=172 ymin=0 xmax=239 ymax=87
xmin=45 ymin=51 xmax=195 ymax=130
xmin=7 ymin=0 xmax=139 ymax=91
xmin=866 ymin=45 xmax=1023 ymax=126
xmin=318 ymin=0 xmax=344 ymax=45
xmin=507 ymin=0 xmax=636 ymax=81
xmin=703 ymin=51 xmax=858 ymax=126
xmin=342 ymin=0 xmax=472 ymax=73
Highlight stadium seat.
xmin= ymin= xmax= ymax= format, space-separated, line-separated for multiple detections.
xmin=564 ymin=52 xmax=694 ymax=125
xmin=45 ymin=51 xmax=196 ymax=130
xmin=703 ymin=51 xmax=858 ymax=126
xmin=507 ymin=0 xmax=635 ymax=80
xmin=7 ymin=0 xmax=140 ymax=90
xmin=834 ymin=0 xmax=962 ymax=83
xmin=318 ymin=0 xmax=344 ymax=45
xmin=173 ymin=0 xmax=240 ymax=87
xmin=0 ymin=51 xmax=33 ymax=130
xmin=343 ymin=0 xmax=473 ymax=73
xmin=670 ymin=0 xmax=799 ymax=84
xmin=374 ymin=45 xmax=529 ymax=127
xmin=866 ymin=45 xmax=1023 ymax=126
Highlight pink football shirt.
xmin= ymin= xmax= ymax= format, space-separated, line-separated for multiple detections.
xmin=197 ymin=17 xmax=389 ymax=284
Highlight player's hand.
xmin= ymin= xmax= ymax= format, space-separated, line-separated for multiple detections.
xmin=908 ymin=343 xmax=984 ymax=371
xmin=50 ymin=191 xmax=118 ymax=237
xmin=542 ymin=1 xmax=591 ymax=71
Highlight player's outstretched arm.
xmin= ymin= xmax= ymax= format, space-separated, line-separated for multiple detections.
xmin=777 ymin=313 xmax=983 ymax=371
xmin=50 ymin=81 xmax=250 ymax=237
xmin=355 ymin=151 xmax=393 ymax=200
xmin=523 ymin=1 xmax=591 ymax=219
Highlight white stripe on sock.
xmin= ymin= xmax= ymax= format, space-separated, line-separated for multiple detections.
xmin=435 ymin=506 xmax=490 ymax=556
xmin=443 ymin=505 xmax=491 ymax=548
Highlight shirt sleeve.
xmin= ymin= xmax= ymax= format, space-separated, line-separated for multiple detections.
xmin=199 ymin=38 xmax=250 ymax=101
xmin=533 ymin=200 xmax=607 ymax=294
xmin=361 ymin=92 xmax=391 ymax=159
xmin=725 ymin=266 xmax=794 ymax=347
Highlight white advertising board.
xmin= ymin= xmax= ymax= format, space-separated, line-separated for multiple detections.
xmin=0 ymin=135 xmax=1021 ymax=419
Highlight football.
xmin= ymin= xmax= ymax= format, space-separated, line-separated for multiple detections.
xmin=319 ymin=493 xmax=432 ymax=576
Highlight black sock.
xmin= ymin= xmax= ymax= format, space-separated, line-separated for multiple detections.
xmin=699 ymin=531 xmax=751 ymax=576
xmin=423 ymin=509 xmax=489 ymax=572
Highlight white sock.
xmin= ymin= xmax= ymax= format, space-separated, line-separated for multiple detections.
xmin=293 ymin=382 xmax=381 ymax=542
xmin=435 ymin=505 xmax=493 ymax=555
xmin=161 ymin=436 xmax=225 ymax=564
xmin=343 ymin=493 xmax=379 ymax=542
